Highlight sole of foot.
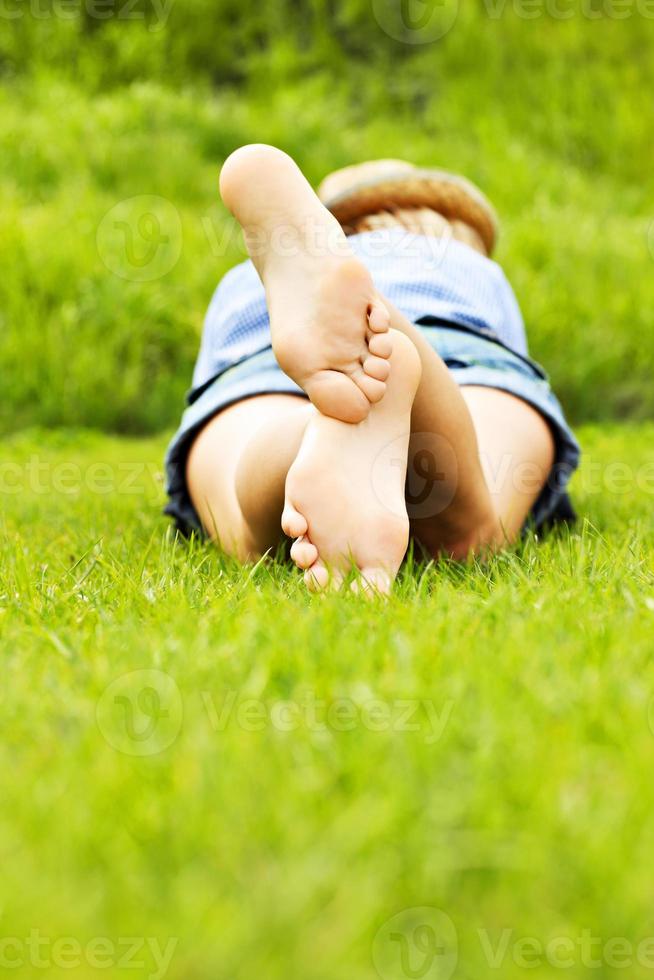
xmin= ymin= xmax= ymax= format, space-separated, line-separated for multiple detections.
xmin=219 ymin=144 xmax=393 ymax=424
xmin=269 ymin=255 xmax=393 ymax=425
xmin=282 ymin=329 xmax=422 ymax=595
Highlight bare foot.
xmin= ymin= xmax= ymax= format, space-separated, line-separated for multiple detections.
xmin=282 ymin=330 xmax=422 ymax=594
xmin=219 ymin=144 xmax=392 ymax=424
xmin=267 ymin=254 xmax=392 ymax=425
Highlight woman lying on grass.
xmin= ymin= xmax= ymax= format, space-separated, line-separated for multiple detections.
xmin=165 ymin=144 xmax=580 ymax=593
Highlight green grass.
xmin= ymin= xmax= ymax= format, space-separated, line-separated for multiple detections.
xmin=3 ymin=4 xmax=654 ymax=976
xmin=1 ymin=424 xmax=654 ymax=978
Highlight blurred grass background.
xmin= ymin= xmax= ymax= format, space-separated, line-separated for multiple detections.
xmin=1 ymin=0 xmax=653 ymax=435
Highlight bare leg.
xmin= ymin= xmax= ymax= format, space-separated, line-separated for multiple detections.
xmin=461 ymin=386 xmax=555 ymax=539
xmin=186 ymin=332 xmax=421 ymax=595
xmin=280 ymin=313 xmax=553 ymax=580
xmin=186 ymin=371 xmax=553 ymax=575
xmin=378 ymin=301 xmax=555 ymax=555
xmin=191 ymin=144 xmax=556 ymax=585
xmin=186 ymin=394 xmax=311 ymax=560
xmin=218 ymin=145 xmax=503 ymax=559
xmin=186 ymin=376 xmax=552 ymax=572
xmin=282 ymin=329 xmax=421 ymax=593
xmin=219 ymin=144 xmax=393 ymax=424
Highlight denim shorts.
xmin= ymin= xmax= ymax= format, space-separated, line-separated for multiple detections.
xmin=164 ymin=320 xmax=580 ymax=536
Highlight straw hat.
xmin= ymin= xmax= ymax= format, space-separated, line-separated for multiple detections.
xmin=318 ymin=160 xmax=499 ymax=256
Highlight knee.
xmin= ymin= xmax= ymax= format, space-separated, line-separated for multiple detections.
xmin=219 ymin=144 xmax=294 ymax=209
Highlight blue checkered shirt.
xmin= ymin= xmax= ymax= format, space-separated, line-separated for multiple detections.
xmin=191 ymin=230 xmax=529 ymax=390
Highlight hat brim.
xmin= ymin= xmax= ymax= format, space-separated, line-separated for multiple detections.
xmin=319 ymin=168 xmax=499 ymax=255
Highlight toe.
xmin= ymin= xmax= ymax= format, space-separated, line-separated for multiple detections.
xmin=352 ymin=369 xmax=386 ymax=404
xmin=290 ymin=535 xmax=318 ymax=569
xmin=367 ymin=299 xmax=391 ymax=333
xmin=327 ymin=569 xmax=345 ymax=591
xmin=367 ymin=332 xmax=393 ymax=359
xmin=282 ymin=501 xmax=308 ymax=538
xmin=362 ymin=354 xmax=391 ymax=382
xmin=305 ymin=370 xmax=370 ymax=424
xmin=305 ymin=562 xmax=345 ymax=592
xmin=351 ymin=568 xmax=393 ymax=597
xmin=304 ymin=560 xmax=330 ymax=592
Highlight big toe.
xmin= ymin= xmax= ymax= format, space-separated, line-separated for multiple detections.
xmin=351 ymin=567 xmax=393 ymax=597
xmin=305 ymin=370 xmax=370 ymax=423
